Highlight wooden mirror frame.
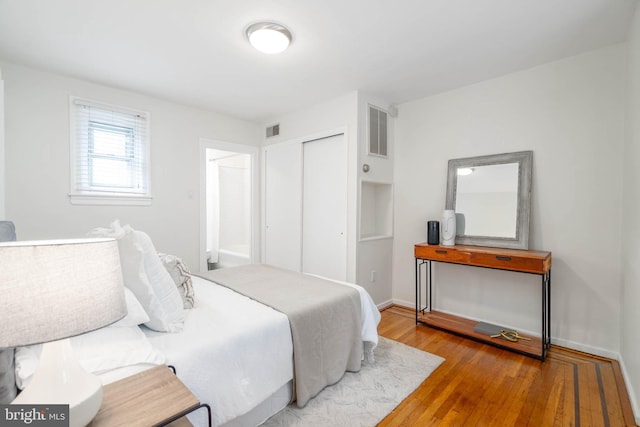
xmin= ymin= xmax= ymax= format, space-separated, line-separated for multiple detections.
xmin=445 ymin=151 xmax=533 ymax=250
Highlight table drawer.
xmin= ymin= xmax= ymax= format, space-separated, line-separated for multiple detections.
xmin=414 ymin=245 xmax=470 ymax=264
xmin=469 ymin=252 xmax=545 ymax=273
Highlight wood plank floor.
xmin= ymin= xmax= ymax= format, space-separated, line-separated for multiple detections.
xmin=377 ymin=306 xmax=637 ymax=427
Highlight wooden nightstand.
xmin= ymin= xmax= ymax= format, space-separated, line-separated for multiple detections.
xmin=90 ymin=365 xmax=211 ymax=427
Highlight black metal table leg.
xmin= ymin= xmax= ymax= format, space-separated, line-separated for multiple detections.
xmin=415 ymin=258 xmax=419 ymax=324
xmin=428 ymin=260 xmax=432 ymax=313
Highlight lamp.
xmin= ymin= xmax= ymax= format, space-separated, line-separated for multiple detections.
xmin=246 ymin=22 xmax=292 ymax=54
xmin=0 ymin=238 xmax=126 ymax=427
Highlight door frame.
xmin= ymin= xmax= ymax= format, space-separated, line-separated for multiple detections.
xmin=199 ymin=138 xmax=259 ymax=272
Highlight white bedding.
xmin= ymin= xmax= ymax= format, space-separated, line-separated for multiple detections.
xmin=143 ymin=277 xmax=293 ymax=427
xmin=122 ymin=274 xmax=380 ymax=427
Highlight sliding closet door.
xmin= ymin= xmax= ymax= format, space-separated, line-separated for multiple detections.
xmin=302 ymin=134 xmax=347 ymax=281
xmin=264 ymin=143 xmax=302 ymax=271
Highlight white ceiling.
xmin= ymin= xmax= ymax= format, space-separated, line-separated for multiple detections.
xmin=0 ymin=0 xmax=637 ymax=122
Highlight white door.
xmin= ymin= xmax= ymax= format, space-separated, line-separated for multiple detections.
xmin=264 ymin=143 xmax=303 ymax=271
xmin=302 ymin=134 xmax=347 ymax=281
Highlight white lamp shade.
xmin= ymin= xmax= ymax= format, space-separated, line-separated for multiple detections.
xmin=0 ymin=238 xmax=127 ymax=348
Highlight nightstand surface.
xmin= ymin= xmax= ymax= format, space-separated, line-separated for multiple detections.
xmin=90 ymin=365 xmax=202 ymax=427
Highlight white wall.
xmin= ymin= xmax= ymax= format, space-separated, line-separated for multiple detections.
xmin=393 ymin=45 xmax=626 ymax=356
xmin=217 ymin=154 xmax=251 ymax=252
xmin=1 ymin=61 xmax=261 ymax=270
xmin=622 ymin=4 xmax=640 ymax=422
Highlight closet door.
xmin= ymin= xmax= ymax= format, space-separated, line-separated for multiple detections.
xmin=264 ymin=143 xmax=302 ymax=271
xmin=302 ymin=134 xmax=347 ymax=281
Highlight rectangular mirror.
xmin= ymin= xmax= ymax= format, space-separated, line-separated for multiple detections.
xmin=445 ymin=151 xmax=533 ymax=249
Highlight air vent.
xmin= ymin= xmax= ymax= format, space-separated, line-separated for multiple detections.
xmin=266 ymin=124 xmax=280 ymax=138
xmin=368 ymin=106 xmax=388 ymax=156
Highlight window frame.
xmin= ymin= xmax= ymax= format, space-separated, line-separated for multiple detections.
xmin=69 ymin=97 xmax=151 ymax=206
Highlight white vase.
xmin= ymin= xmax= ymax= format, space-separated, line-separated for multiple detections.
xmin=442 ymin=210 xmax=456 ymax=246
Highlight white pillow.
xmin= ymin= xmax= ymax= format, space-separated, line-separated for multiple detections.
xmin=112 ymin=287 xmax=150 ymax=327
xmin=134 ymin=231 xmax=184 ymax=331
xmin=88 ymin=221 xmax=182 ymax=332
xmin=15 ymin=326 xmax=165 ymax=390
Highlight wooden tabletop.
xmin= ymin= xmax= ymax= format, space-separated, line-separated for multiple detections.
xmin=90 ymin=365 xmax=199 ymax=427
xmin=414 ymin=243 xmax=551 ymax=274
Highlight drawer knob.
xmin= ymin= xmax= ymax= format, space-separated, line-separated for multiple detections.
xmin=496 ymin=255 xmax=512 ymax=261
xmin=435 ymin=250 xmax=447 ymax=254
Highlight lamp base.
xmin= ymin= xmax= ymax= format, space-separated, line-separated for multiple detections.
xmin=12 ymin=338 xmax=103 ymax=427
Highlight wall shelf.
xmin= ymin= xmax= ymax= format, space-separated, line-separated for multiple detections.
xmin=359 ymin=234 xmax=393 ymax=242
xmin=360 ymin=181 xmax=393 ymax=240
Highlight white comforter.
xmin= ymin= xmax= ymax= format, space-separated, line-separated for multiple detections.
xmin=143 ymin=277 xmax=292 ymax=426
xmin=144 ymin=275 xmax=380 ymax=427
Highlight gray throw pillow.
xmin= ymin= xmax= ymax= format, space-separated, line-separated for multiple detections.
xmin=0 ymin=349 xmax=16 ymax=403
xmin=0 ymin=220 xmax=17 ymax=403
xmin=0 ymin=221 xmax=16 ymax=242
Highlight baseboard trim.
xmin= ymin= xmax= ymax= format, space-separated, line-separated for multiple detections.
xmin=551 ymin=337 xmax=620 ymax=360
xmin=391 ymin=298 xmax=416 ymax=309
xmin=618 ymin=354 xmax=640 ymax=425
xmin=376 ymin=299 xmax=394 ymax=310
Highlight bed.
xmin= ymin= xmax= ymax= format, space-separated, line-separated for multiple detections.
xmin=145 ymin=272 xmax=380 ymax=426
xmin=7 ymin=222 xmax=381 ymax=427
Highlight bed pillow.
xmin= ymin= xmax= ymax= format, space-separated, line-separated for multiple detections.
xmin=134 ymin=231 xmax=185 ymax=329
xmin=111 ymin=287 xmax=150 ymax=327
xmin=88 ymin=221 xmax=180 ymax=332
xmin=14 ymin=326 xmax=165 ymax=390
xmin=158 ymin=253 xmax=195 ymax=309
xmin=0 ymin=220 xmax=17 ymax=404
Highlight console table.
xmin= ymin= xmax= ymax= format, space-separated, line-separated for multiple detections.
xmin=415 ymin=243 xmax=552 ymax=360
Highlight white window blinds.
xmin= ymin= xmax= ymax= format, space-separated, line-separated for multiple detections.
xmin=70 ymin=97 xmax=151 ymax=205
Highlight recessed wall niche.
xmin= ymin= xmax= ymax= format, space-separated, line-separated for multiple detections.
xmin=360 ymin=181 xmax=393 ymax=240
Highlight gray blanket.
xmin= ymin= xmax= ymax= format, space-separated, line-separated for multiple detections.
xmin=196 ymin=264 xmax=363 ymax=407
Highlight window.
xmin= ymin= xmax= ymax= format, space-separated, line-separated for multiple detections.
xmin=368 ymin=105 xmax=388 ymax=157
xmin=70 ymin=97 xmax=151 ymax=205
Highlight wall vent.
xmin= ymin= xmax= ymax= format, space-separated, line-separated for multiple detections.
xmin=368 ymin=106 xmax=388 ymax=156
xmin=266 ymin=124 xmax=280 ymax=138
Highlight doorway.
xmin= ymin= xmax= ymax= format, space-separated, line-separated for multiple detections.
xmin=199 ymin=139 xmax=258 ymax=272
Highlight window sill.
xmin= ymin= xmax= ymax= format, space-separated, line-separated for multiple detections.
xmin=69 ymin=194 xmax=152 ymax=206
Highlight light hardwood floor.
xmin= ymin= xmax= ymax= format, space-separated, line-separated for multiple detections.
xmin=377 ymin=306 xmax=637 ymax=427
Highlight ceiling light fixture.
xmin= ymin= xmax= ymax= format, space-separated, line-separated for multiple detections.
xmin=246 ymin=22 xmax=292 ymax=54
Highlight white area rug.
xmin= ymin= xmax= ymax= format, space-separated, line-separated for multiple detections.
xmin=261 ymin=337 xmax=444 ymax=427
